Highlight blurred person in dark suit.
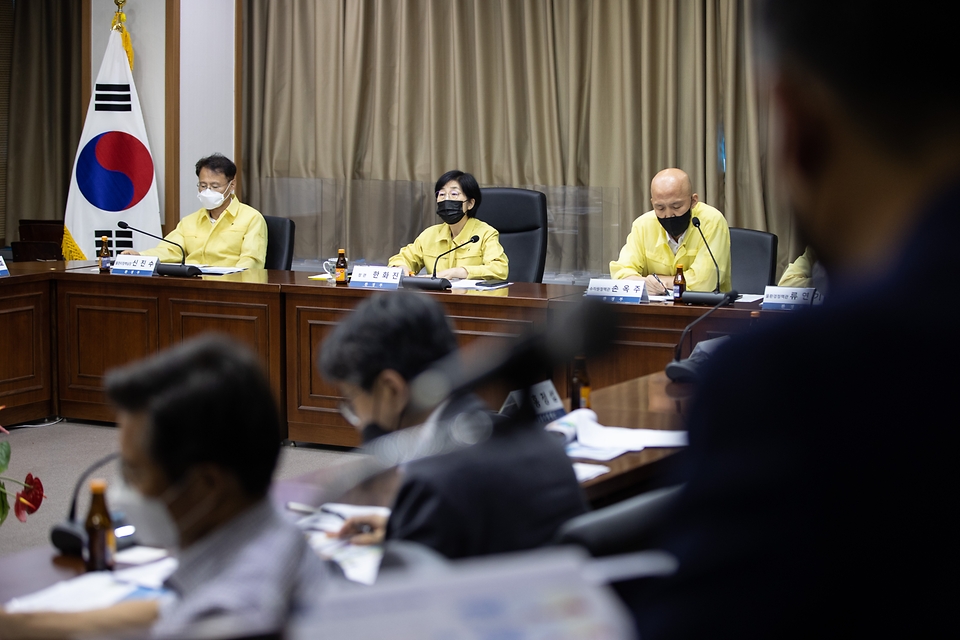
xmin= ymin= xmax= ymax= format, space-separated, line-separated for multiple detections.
xmin=318 ymin=291 xmax=587 ymax=559
xmin=625 ymin=1 xmax=960 ymax=638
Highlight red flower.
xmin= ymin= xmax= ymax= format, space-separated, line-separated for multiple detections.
xmin=14 ymin=473 xmax=43 ymax=522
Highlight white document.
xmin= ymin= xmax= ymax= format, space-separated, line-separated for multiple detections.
xmin=576 ymin=420 xmax=688 ymax=450
xmin=114 ymin=545 xmax=169 ymax=566
xmin=4 ymin=573 xmax=138 ymax=613
xmin=113 ymin=557 xmax=178 ymax=589
xmin=450 ymin=279 xmax=512 ymax=290
xmin=566 ymin=442 xmax=630 ymax=461
xmin=298 ymin=503 xmax=391 ymax=585
xmin=737 ymin=294 xmax=764 ymax=303
xmin=198 ymin=266 xmax=246 ymax=275
xmin=572 ymin=462 xmax=611 ymax=482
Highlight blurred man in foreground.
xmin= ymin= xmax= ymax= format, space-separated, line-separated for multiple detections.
xmin=318 ymin=291 xmax=587 ymax=559
xmin=627 ymin=2 xmax=960 ymax=638
xmin=0 ymin=336 xmax=325 ymax=638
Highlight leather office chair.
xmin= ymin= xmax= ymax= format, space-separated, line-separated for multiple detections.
xmin=263 ymin=215 xmax=296 ymax=270
xmin=11 ymin=241 xmax=62 ymax=262
xmin=554 ymin=485 xmax=683 ymax=557
xmin=18 ymin=219 xmax=65 ymax=243
xmin=729 ymin=227 xmax=778 ymax=294
xmin=476 ymin=188 xmax=548 ymax=283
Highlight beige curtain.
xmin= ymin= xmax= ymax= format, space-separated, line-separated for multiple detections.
xmin=4 ymin=0 xmax=83 ymax=241
xmin=242 ymin=0 xmax=798 ymax=276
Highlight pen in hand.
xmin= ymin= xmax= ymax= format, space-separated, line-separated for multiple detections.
xmin=652 ymin=274 xmax=671 ymax=296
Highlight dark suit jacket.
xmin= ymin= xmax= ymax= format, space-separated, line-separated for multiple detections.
xmin=386 ymin=394 xmax=588 ymax=559
xmin=627 ymin=181 xmax=960 ymax=638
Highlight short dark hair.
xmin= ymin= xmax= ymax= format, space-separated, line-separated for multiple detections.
xmin=435 ymin=170 xmax=482 ymax=217
xmin=195 ymin=153 xmax=237 ymax=181
xmin=319 ymin=292 xmax=458 ymax=390
xmin=758 ymin=1 xmax=960 ymax=156
xmin=106 ymin=335 xmax=280 ymax=497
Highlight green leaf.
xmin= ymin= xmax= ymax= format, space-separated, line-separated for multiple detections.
xmin=0 ymin=441 xmax=10 ymax=474
xmin=0 ymin=481 xmax=9 ymax=527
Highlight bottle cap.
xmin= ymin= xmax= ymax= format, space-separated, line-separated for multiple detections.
xmin=338 ymin=248 xmax=345 ymax=253
xmin=750 ymin=311 xmax=760 ymax=318
xmin=676 ymin=264 xmax=683 ymax=269
xmin=89 ymin=478 xmax=107 ymax=493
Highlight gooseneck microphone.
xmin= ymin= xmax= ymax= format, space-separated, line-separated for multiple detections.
xmin=118 ymin=221 xmax=201 ymax=277
xmin=432 ymin=235 xmax=480 ymax=278
xmin=691 ymin=217 xmax=721 ymax=294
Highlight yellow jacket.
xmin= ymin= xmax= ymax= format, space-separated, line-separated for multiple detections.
xmin=778 ymin=246 xmax=816 ymax=288
xmin=140 ymin=197 xmax=267 ymax=269
xmin=389 ymin=217 xmax=509 ymax=280
xmin=610 ymin=202 xmax=732 ymax=292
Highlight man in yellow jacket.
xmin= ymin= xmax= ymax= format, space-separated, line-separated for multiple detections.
xmin=125 ymin=154 xmax=267 ymax=269
xmin=610 ymin=168 xmax=731 ymax=293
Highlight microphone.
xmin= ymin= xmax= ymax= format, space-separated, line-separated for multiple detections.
xmin=665 ymin=290 xmax=738 ymax=382
xmin=432 ymin=235 xmax=480 ymax=278
xmin=117 ymin=220 xmax=201 ymax=277
xmin=691 ymin=217 xmax=721 ymax=294
xmin=49 ymin=452 xmax=136 ymax=555
xmin=401 ymin=235 xmax=481 ymax=291
xmin=408 ymin=297 xmax=616 ymax=411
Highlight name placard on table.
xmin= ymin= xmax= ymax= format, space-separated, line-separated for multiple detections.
xmin=761 ymin=285 xmax=816 ymax=310
xmin=348 ymin=265 xmax=404 ymax=290
xmin=499 ymin=380 xmax=566 ymax=423
xmin=110 ymin=255 xmax=159 ymax=277
xmin=0 ymin=256 xmax=9 ymax=277
xmin=584 ymin=278 xmax=649 ymax=304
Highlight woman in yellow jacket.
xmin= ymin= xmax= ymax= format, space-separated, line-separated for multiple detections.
xmin=389 ymin=170 xmax=508 ymax=280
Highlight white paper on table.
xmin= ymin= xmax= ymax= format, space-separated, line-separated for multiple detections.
xmin=737 ymin=294 xmax=764 ymax=303
xmin=572 ymin=463 xmax=611 ymax=482
xmin=649 ymin=294 xmax=675 ymax=302
xmin=565 ymin=442 xmax=630 ymax=461
xmin=576 ymin=419 xmax=688 ymax=450
xmin=450 ymin=279 xmax=512 ymax=290
xmin=198 ymin=266 xmax=245 ymax=275
xmin=113 ymin=557 xmax=178 ymax=589
xmin=115 ymin=545 xmax=169 ymax=566
xmin=4 ymin=572 xmax=138 ymax=613
xmin=306 ymin=531 xmax=385 ymax=586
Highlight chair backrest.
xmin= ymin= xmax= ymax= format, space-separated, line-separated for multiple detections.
xmin=729 ymin=227 xmax=778 ymax=294
xmin=11 ymin=240 xmax=63 ymax=262
xmin=554 ymin=485 xmax=682 ymax=557
xmin=19 ymin=219 xmax=64 ymax=243
xmin=475 ymin=188 xmax=548 ymax=283
xmin=262 ymin=215 xmax=295 ymax=270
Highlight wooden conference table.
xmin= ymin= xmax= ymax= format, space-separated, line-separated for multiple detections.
xmin=0 ymin=261 xmax=762 ymax=446
xmin=0 ymin=371 xmax=692 ymax=605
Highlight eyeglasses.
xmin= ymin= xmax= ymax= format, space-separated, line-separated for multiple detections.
xmin=197 ymin=182 xmax=230 ymax=192
xmin=436 ymin=189 xmax=464 ymax=201
xmin=338 ymin=399 xmax=364 ymax=428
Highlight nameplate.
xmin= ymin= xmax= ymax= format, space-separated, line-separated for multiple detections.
xmin=110 ymin=255 xmax=159 ymax=277
xmin=0 ymin=256 xmax=9 ymax=277
xmin=499 ymin=380 xmax=566 ymax=424
xmin=348 ymin=265 xmax=403 ymax=289
xmin=761 ymin=285 xmax=816 ymax=310
xmin=583 ymin=278 xmax=649 ymax=304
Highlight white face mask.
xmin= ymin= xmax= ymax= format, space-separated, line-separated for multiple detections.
xmin=110 ymin=477 xmax=181 ymax=550
xmin=197 ymin=185 xmax=231 ymax=210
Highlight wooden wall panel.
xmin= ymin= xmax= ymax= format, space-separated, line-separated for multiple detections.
xmin=57 ymin=283 xmax=159 ymax=421
xmin=0 ymin=281 xmax=53 ymax=424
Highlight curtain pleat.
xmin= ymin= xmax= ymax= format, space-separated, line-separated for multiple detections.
xmin=4 ymin=0 xmax=82 ymax=238
xmin=241 ymin=0 xmax=796 ymax=276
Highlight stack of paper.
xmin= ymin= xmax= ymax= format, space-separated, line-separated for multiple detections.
xmin=546 ymin=408 xmax=688 ymax=463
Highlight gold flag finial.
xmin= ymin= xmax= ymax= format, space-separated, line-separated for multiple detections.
xmin=111 ymin=0 xmax=134 ymax=70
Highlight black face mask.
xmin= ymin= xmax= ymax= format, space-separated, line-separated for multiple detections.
xmin=361 ymin=422 xmax=392 ymax=444
xmin=437 ymin=199 xmax=466 ymax=225
xmin=657 ymin=209 xmax=692 ymax=238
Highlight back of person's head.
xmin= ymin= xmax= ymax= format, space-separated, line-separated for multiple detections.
xmin=319 ymin=291 xmax=458 ymax=389
xmin=758 ymin=1 xmax=960 ymax=158
xmin=195 ymin=153 xmax=238 ymax=181
xmin=106 ymin=335 xmax=280 ymax=497
xmin=435 ymin=169 xmax=482 ymax=217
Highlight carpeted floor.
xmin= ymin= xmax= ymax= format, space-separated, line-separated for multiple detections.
xmin=0 ymin=420 xmax=356 ymax=557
